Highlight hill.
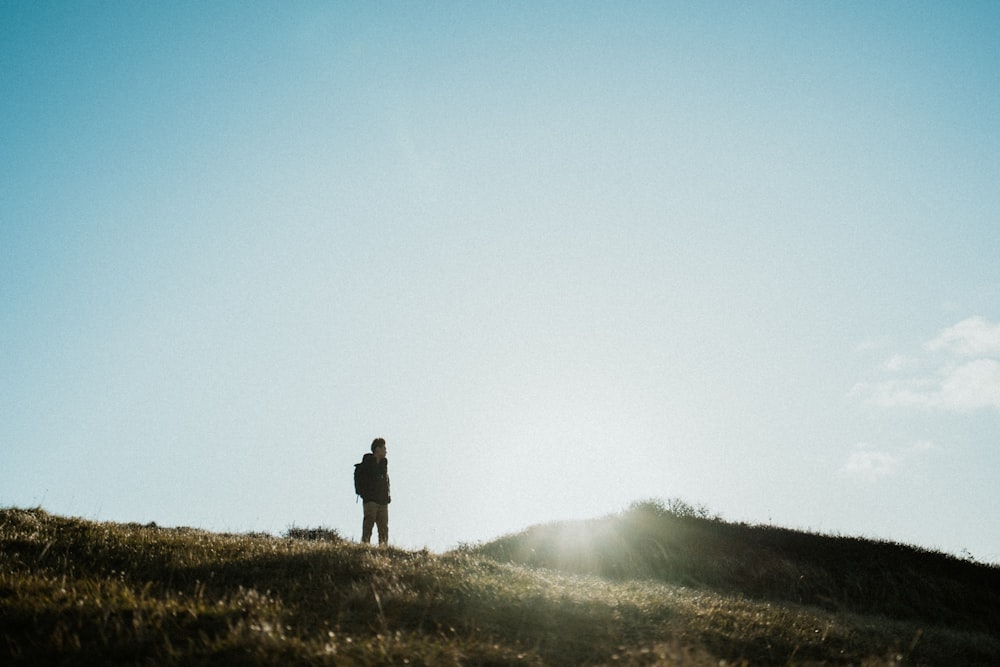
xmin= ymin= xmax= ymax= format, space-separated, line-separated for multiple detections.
xmin=472 ymin=500 xmax=1000 ymax=635
xmin=2 ymin=503 xmax=999 ymax=665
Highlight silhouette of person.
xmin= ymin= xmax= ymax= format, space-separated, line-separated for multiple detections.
xmin=357 ymin=437 xmax=390 ymax=545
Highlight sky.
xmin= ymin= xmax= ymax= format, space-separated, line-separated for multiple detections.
xmin=2 ymin=2 xmax=999 ymax=562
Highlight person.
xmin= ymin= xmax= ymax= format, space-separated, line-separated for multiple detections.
xmin=357 ymin=437 xmax=391 ymax=545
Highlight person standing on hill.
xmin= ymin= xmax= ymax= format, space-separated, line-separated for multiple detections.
xmin=356 ymin=437 xmax=391 ymax=545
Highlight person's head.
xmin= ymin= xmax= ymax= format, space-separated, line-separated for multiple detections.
xmin=371 ymin=437 xmax=386 ymax=460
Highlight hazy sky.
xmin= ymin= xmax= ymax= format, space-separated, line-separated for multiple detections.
xmin=3 ymin=2 xmax=999 ymax=561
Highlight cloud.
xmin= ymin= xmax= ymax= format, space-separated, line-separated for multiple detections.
xmin=854 ymin=337 xmax=888 ymax=353
xmin=840 ymin=444 xmax=898 ymax=481
xmin=854 ymin=316 xmax=1000 ymax=412
xmin=838 ymin=440 xmax=938 ymax=482
xmin=924 ymin=316 xmax=1000 ymax=357
xmin=883 ymin=354 xmax=919 ymax=372
xmin=937 ymin=359 xmax=1000 ymax=409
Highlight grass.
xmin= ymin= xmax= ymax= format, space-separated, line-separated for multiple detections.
xmin=2 ymin=502 xmax=998 ymax=665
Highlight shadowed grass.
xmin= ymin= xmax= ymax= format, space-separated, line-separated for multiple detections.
xmin=2 ymin=504 xmax=998 ymax=665
xmin=473 ymin=500 xmax=1000 ymax=635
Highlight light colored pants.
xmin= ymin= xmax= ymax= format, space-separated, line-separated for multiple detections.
xmin=362 ymin=501 xmax=389 ymax=545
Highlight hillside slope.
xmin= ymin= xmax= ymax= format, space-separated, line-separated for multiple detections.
xmin=2 ymin=505 xmax=999 ymax=665
xmin=472 ymin=501 xmax=1000 ymax=635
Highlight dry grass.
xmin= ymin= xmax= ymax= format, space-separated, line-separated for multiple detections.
xmin=2 ymin=504 xmax=998 ymax=665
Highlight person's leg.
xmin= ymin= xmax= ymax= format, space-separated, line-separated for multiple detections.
xmin=375 ymin=504 xmax=389 ymax=545
xmin=362 ymin=501 xmax=377 ymax=543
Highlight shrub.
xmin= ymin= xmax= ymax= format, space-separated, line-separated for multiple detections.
xmin=282 ymin=526 xmax=342 ymax=542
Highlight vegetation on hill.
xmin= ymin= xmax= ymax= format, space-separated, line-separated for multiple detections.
xmin=2 ymin=503 xmax=998 ymax=665
xmin=473 ymin=500 xmax=1000 ymax=635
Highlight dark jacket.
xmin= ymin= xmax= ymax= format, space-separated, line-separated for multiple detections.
xmin=357 ymin=453 xmax=391 ymax=504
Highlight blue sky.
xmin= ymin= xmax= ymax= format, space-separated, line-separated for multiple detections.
xmin=3 ymin=2 xmax=999 ymax=561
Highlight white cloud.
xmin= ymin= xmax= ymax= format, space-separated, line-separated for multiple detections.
xmin=937 ymin=359 xmax=1000 ymax=410
xmin=838 ymin=440 xmax=938 ymax=482
xmin=840 ymin=444 xmax=898 ymax=481
xmin=854 ymin=316 xmax=1000 ymax=412
xmin=854 ymin=337 xmax=888 ymax=353
xmin=924 ymin=316 xmax=1000 ymax=357
xmin=883 ymin=354 xmax=919 ymax=372
xmin=910 ymin=439 xmax=938 ymax=452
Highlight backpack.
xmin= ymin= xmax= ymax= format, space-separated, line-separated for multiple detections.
xmin=353 ymin=460 xmax=365 ymax=500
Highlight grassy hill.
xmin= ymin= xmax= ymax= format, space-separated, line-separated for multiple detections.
xmin=2 ymin=502 xmax=998 ymax=665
